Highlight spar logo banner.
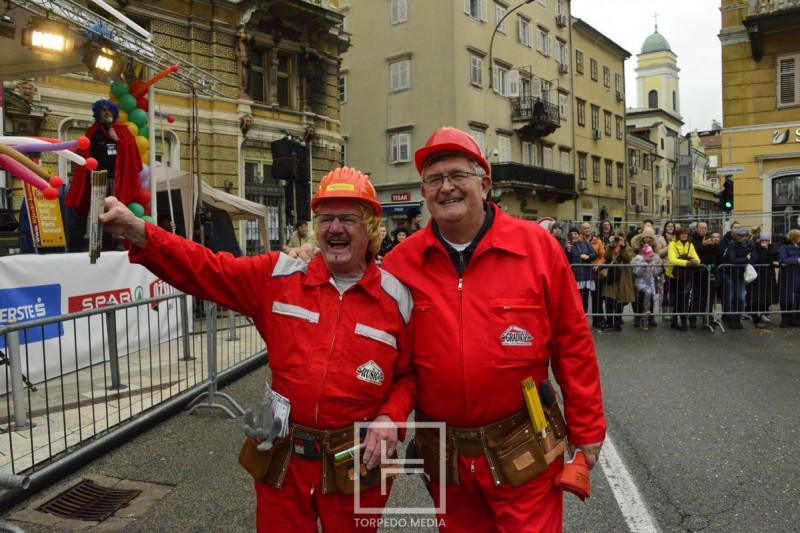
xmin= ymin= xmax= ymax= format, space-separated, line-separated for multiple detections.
xmin=0 ymin=284 xmax=64 ymax=349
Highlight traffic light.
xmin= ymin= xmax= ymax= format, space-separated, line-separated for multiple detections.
xmin=717 ymin=176 xmax=734 ymax=213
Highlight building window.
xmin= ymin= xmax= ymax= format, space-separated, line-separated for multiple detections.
xmin=250 ymin=49 xmax=267 ymax=102
xmin=464 ymin=0 xmax=488 ymax=21
xmin=590 ymin=105 xmax=599 ymax=130
xmin=390 ymin=0 xmax=409 ymax=24
xmin=493 ymin=64 xmax=511 ymax=96
xmin=522 ymin=141 xmax=538 ymax=166
xmin=630 ymin=183 xmax=637 ymax=206
xmin=556 ymin=0 xmax=564 ymax=16
xmin=560 ymin=149 xmax=570 ymax=173
xmin=543 ymin=146 xmax=553 ymax=169
xmin=576 ymin=99 xmax=585 ymax=126
xmin=250 ymin=49 xmax=294 ymax=107
xmin=778 ymin=54 xmax=800 ymax=107
xmin=617 ymin=163 xmax=624 ymax=188
xmin=643 ymin=186 xmax=650 ymax=207
xmin=557 ymin=40 xmax=568 ymax=70
xmin=604 ymin=111 xmax=612 ymax=136
xmin=495 ymin=3 xmax=507 ymax=33
xmin=469 ymin=129 xmax=486 ymax=156
xmin=559 ymin=93 xmax=568 ymax=121
xmin=498 ymin=134 xmax=511 ymax=162
xmin=470 ymin=54 xmax=483 ymax=87
xmin=518 ymin=16 xmax=532 ymax=47
xmin=592 ymin=156 xmax=601 ymax=183
xmin=590 ymin=58 xmax=598 ymax=81
xmin=578 ymin=153 xmax=587 ymax=181
xmin=339 ymin=75 xmax=347 ymax=103
xmin=536 ymin=27 xmax=550 ymax=57
xmin=539 ymin=0 xmax=546 ymax=6
xmin=576 ymin=49 xmax=584 ymax=74
xmin=643 ymin=153 xmax=651 ymax=171
xmin=276 ymin=52 xmax=293 ymax=107
xmin=615 ymin=72 xmax=623 ymax=94
xmin=605 ymin=159 xmax=613 ymax=186
xmin=390 ymin=132 xmax=412 ymax=163
xmin=603 ymin=66 xmax=610 ymax=89
xmin=390 ymin=59 xmax=410 ymax=92
xmin=648 ymin=89 xmax=658 ymax=108
xmin=615 ymin=115 xmax=623 ymax=139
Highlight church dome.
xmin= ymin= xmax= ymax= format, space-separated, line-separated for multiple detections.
xmin=641 ymin=30 xmax=671 ymax=54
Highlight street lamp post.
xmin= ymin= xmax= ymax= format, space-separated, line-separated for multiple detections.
xmin=488 ymin=0 xmax=535 ymax=90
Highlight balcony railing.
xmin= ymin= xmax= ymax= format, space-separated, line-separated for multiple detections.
xmin=509 ymin=96 xmax=561 ymax=140
xmin=491 ymin=162 xmax=576 ymax=202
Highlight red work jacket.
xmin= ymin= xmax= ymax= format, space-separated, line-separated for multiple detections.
xmin=130 ymin=225 xmax=415 ymax=430
xmin=382 ymin=204 xmax=605 ymax=446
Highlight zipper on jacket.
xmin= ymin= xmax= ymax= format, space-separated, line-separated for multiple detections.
xmin=458 ymin=251 xmax=465 ymax=291
xmin=315 ymin=290 xmax=344 ymax=424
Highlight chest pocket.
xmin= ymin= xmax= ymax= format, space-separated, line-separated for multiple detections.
xmin=269 ymin=302 xmax=320 ymax=377
xmin=489 ymin=297 xmax=549 ymax=366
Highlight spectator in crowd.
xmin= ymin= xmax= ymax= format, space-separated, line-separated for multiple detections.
xmin=406 ymin=207 xmax=423 ymax=235
xmin=631 ymin=243 xmax=662 ymax=330
xmin=689 ymin=221 xmax=714 ymax=329
xmin=719 ymin=220 xmax=741 ymax=255
xmin=550 ymin=221 xmax=567 ymax=254
xmin=581 ymin=222 xmax=606 ymax=328
xmin=626 ymin=219 xmax=654 ymax=244
xmin=631 ymin=226 xmax=662 ymax=329
xmin=658 ymin=220 xmax=677 ymax=321
xmin=748 ymin=233 xmax=779 ymax=328
xmin=721 ymin=227 xmax=754 ymax=330
xmin=284 ymin=219 xmax=317 ymax=251
xmin=376 ymin=224 xmax=394 ymax=265
xmin=393 ymin=226 xmax=409 ymax=245
xmin=778 ymin=228 xmax=800 ymax=327
xmin=601 ymin=230 xmax=635 ymax=331
xmin=666 ymin=226 xmax=701 ymax=331
xmin=567 ymin=226 xmax=598 ymax=311
xmin=380 ymin=126 xmax=605 ymax=531
xmin=100 ymin=167 xmax=415 ymax=532
xmin=598 ymin=220 xmax=614 ymax=248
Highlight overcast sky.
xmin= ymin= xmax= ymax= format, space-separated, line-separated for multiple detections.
xmin=571 ymin=0 xmax=723 ymax=133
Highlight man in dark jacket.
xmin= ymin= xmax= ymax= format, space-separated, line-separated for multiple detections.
xmin=566 ymin=227 xmax=598 ymax=312
xmin=721 ymin=227 xmax=753 ymax=329
xmin=690 ymin=221 xmax=716 ymax=328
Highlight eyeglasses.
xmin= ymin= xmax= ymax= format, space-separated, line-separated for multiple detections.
xmin=421 ymin=171 xmax=480 ymax=189
xmin=317 ymin=214 xmax=364 ymax=228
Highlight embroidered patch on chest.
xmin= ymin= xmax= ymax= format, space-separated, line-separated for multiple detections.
xmin=500 ymin=325 xmax=534 ymax=346
xmin=356 ymin=360 xmax=385 ymax=386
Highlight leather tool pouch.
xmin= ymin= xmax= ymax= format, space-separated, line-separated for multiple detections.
xmin=413 ymin=427 xmax=456 ymax=484
xmin=238 ymin=435 xmax=293 ymax=488
xmin=324 ymin=432 xmax=398 ymax=495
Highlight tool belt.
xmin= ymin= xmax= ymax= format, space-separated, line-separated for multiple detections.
xmin=414 ymin=403 xmax=568 ymax=488
xmin=238 ymin=421 xmax=397 ymax=495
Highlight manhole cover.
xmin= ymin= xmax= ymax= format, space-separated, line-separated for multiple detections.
xmin=36 ymin=479 xmax=142 ymax=522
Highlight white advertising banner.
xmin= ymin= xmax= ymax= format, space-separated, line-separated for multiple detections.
xmin=0 ymin=252 xmax=189 ymax=394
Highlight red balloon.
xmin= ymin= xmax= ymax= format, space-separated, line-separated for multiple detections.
xmin=85 ymin=158 xmax=98 ymax=170
xmin=43 ymin=187 xmax=59 ymax=200
xmin=136 ymin=96 xmax=149 ymax=112
xmin=76 ymin=136 xmax=90 ymax=150
xmin=134 ymin=188 xmax=151 ymax=205
xmin=143 ymin=206 xmax=151 ymax=216
xmin=49 ymin=176 xmax=64 ymax=188
xmin=130 ymin=80 xmax=148 ymax=97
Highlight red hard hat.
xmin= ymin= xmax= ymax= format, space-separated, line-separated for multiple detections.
xmin=414 ymin=126 xmax=490 ymax=176
xmin=311 ymin=166 xmax=382 ymax=216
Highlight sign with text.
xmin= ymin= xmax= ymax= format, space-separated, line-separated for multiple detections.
xmin=24 ymin=182 xmax=66 ymax=248
xmin=715 ymin=167 xmax=744 ymax=175
xmin=390 ymin=193 xmax=411 ymax=202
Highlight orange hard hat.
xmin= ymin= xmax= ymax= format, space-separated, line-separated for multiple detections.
xmin=311 ymin=166 xmax=382 ymax=217
xmin=414 ymin=126 xmax=490 ymax=176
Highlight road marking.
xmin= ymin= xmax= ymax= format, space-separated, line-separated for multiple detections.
xmin=598 ymin=436 xmax=659 ymax=532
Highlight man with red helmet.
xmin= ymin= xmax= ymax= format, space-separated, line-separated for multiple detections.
xmin=381 ymin=127 xmax=606 ymax=532
xmin=99 ymin=167 xmax=414 ymax=532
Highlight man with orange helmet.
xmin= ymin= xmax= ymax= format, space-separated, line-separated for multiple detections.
xmin=99 ymin=167 xmax=415 ymax=532
xmin=381 ymin=126 xmax=605 ymax=532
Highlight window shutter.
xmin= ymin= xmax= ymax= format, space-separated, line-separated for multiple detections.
xmin=398 ymin=134 xmax=410 ymax=162
xmin=531 ymin=79 xmax=542 ymax=99
xmin=480 ymin=0 xmax=488 ymax=21
xmin=779 ymin=56 xmax=797 ymax=106
xmin=470 ymin=56 xmax=482 ymax=85
xmin=508 ymin=70 xmax=520 ymax=97
xmin=390 ymin=63 xmax=399 ymax=91
xmin=400 ymin=61 xmax=409 ymax=89
xmin=464 ymin=0 xmax=471 ymax=15
xmin=493 ymin=65 xmax=499 ymax=93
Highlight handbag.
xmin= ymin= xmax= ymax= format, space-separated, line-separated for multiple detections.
xmin=743 ymin=263 xmax=758 ymax=284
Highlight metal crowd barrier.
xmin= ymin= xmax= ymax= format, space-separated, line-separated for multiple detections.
xmin=571 ymin=262 xmax=800 ymax=332
xmin=0 ymin=293 xmax=265 ymax=510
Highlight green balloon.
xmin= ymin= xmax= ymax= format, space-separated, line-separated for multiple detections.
xmin=127 ymin=202 xmax=145 ymax=218
xmin=137 ymin=125 xmax=149 ymax=138
xmin=119 ymin=94 xmax=137 ymax=112
xmin=129 ymin=108 xmax=148 ymax=127
xmin=110 ymin=81 xmax=130 ymax=98
xmin=142 ymin=215 xmax=155 ymax=224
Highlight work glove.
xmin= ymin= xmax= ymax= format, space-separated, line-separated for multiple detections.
xmin=242 ymin=393 xmax=282 ymax=452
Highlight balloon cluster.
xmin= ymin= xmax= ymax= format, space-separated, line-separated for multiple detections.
xmin=107 ymin=65 xmax=179 ymax=224
xmin=0 ymin=136 xmax=96 ymax=199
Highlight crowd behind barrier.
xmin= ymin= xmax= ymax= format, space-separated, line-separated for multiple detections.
xmin=0 ymin=293 xmax=265 ymax=509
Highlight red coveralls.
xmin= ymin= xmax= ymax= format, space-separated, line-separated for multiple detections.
xmin=129 ymin=226 xmax=415 ymax=532
xmin=382 ymin=203 xmax=606 ymax=532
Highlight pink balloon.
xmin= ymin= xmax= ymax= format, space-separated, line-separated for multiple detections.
xmin=0 ymin=154 xmax=49 ymax=190
xmin=12 ymin=140 xmax=79 ymax=153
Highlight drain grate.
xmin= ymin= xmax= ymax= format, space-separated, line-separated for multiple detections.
xmin=36 ymin=479 xmax=142 ymax=522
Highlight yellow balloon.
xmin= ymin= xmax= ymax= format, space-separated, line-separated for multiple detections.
xmin=126 ymin=121 xmax=139 ymax=137
xmin=135 ymin=135 xmax=149 ymax=153
xmin=141 ymin=152 xmax=150 ymax=165
xmin=118 ymin=110 xmax=129 ymax=123
xmin=109 ymin=95 xmax=119 ymax=104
